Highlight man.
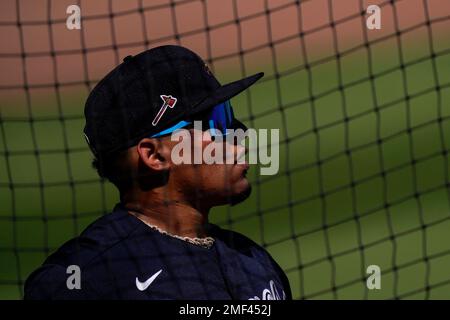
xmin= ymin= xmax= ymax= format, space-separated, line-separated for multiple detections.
xmin=24 ymin=45 xmax=291 ymax=300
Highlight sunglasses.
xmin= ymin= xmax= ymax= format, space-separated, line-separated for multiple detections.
xmin=150 ymin=100 xmax=239 ymax=138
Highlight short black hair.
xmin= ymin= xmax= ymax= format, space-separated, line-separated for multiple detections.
xmin=92 ymin=149 xmax=133 ymax=192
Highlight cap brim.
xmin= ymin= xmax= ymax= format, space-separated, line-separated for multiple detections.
xmin=192 ymin=72 xmax=264 ymax=114
xmin=231 ymin=118 xmax=248 ymax=131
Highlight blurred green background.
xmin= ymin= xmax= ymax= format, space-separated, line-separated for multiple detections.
xmin=1 ymin=0 xmax=450 ymax=300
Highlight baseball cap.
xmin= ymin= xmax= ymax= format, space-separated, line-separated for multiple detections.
xmin=83 ymin=45 xmax=264 ymax=158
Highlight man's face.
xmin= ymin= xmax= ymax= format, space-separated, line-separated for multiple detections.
xmin=166 ymin=128 xmax=251 ymax=208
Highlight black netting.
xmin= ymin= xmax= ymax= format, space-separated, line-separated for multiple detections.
xmin=0 ymin=0 xmax=449 ymax=299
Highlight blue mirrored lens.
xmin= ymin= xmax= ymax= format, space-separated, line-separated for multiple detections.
xmin=209 ymin=100 xmax=234 ymax=136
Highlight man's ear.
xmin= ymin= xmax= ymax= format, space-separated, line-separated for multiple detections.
xmin=136 ymin=138 xmax=171 ymax=172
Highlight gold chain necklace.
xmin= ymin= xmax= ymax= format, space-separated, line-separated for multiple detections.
xmin=133 ymin=214 xmax=215 ymax=249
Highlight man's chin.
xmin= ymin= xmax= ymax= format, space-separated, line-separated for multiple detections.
xmin=230 ymin=183 xmax=252 ymax=206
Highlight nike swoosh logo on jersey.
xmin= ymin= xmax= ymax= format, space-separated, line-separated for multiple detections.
xmin=136 ymin=269 xmax=163 ymax=291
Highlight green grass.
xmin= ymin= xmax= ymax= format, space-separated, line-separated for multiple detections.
xmin=1 ymin=46 xmax=450 ymax=299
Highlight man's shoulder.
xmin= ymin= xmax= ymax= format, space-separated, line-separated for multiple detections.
xmin=47 ymin=205 xmax=140 ymax=265
xmin=24 ymin=205 xmax=142 ymax=299
xmin=210 ymin=224 xmax=293 ymax=300
xmin=209 ymin=224 xmax=267 ymax=256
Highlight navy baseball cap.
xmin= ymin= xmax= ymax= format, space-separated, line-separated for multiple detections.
xmin=84 ymin=45 xmax=264 ymax=158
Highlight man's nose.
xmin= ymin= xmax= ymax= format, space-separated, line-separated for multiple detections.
xmin=235 ymin=142 xmax=247 ymax=161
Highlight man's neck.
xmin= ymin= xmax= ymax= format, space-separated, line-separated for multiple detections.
xmin=122 ymin=190 xmax=211 ymax=238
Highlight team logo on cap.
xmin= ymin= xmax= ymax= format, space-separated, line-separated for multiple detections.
xmin=152 ymin=95 xmax=177 ymax=126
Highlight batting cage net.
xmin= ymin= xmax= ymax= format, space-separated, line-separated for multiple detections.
xmin=1 ymin=0 xmax=450 ymax=300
